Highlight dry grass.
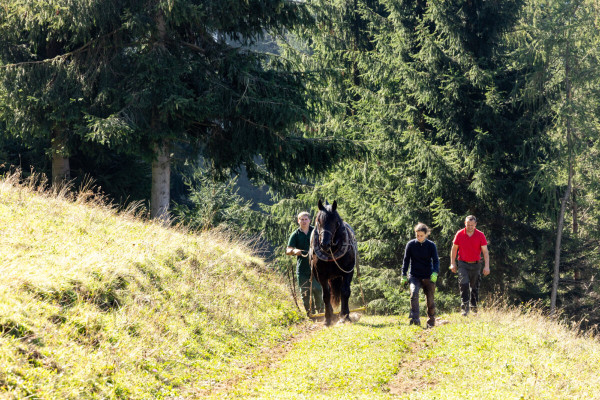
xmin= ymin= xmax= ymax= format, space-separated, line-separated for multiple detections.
xmin=0 ymin=172 xmax=303 ymax=399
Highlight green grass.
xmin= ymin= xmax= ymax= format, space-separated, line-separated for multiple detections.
xmin=1 ymin=174 xmax=599 ymax=399
xmin=0 ymin=175 xmax=304 ymax=398
xmin=212 ymin=311 xmax=600 ymax=399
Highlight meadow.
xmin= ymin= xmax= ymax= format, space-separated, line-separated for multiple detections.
xmin=0 ymin=175 xmax=598 ymax=399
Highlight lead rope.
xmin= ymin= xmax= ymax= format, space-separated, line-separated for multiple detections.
xmin=329 ymin=245 xmax=367 ymax=311
xmin=355 ymin=249 xmax=367 ymax=310
xmin=288 ymin=260 xmax=301 ymax=312
xmin=308 ymin=267 xmax=314 ymax=316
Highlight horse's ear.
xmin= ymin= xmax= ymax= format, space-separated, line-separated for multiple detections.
xmin=332 ymin=200 xmax=337 ymax=211
xmin=318 ymin=199 xmax=325 ymax=211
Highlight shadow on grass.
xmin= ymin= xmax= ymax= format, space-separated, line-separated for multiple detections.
xmin=354 ymin=319 xmax=400 ymax=329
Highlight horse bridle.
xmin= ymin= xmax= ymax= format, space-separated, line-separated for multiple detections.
xmin=315 ymin=217 xmax=340 ymax=249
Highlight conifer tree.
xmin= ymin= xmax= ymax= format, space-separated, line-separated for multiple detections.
xmin=511 ymin=0 xmax=600 ymax=313
xmin=276 ymin=0 xmax=539 ymax=266
xmin=1 ymin=0 xmax=348 ymax=219
xmin=84 ymin=0 xmax=350 ymax=220
xmin=272 ymin=0 xmax=551 ymax=303
xmin=0 ymin=0 xmax=124 ymax=185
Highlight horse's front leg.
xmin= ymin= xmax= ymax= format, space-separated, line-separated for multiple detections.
xmin=339 ymin=272 xmax=353 ymax=322
xmin=321 ymin=278 xmax=334 ymax=326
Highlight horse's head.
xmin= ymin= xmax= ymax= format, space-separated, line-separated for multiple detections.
xmin=316 ymin=199 xmax=342 ymax=252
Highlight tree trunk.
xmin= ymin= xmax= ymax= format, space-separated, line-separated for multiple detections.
xmin=51 ymin=127 xmax=70 ymax=185
xmin=551 ymin=40 xmax=574 ymax=315
xmin=150 ymin=141 xmax=171 ymax=221
xmin=551 ymin=175 xmax=571 ymax=314
xmin=572 ymin=187 xmax=578 ymax=235
xmin=149 ymin=10 xmax=171 ymax=221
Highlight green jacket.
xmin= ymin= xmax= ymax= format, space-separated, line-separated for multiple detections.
xmin=287 ymin=226 xmax=313 ymax=278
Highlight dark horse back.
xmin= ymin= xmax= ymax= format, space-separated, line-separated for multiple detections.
xmin=310 ymin=200 xmax=357 ymax=325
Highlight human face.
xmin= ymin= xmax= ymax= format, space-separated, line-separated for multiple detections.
xmin=298 ymin=215 xmax=310 ymax=230
xmin=415 ymin=231 xmax=427 ymax=243
xmin=465 ymin=219 xmax=476 ymax=235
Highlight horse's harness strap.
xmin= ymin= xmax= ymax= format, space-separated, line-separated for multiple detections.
xmin=311 ymin=222 xmax=354 ymax=262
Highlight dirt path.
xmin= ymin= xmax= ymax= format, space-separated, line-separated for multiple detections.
xmin=196 ymin=320 xmax=326 ymax=397
xmin=388 ymin=319 xmax=448 ymax=395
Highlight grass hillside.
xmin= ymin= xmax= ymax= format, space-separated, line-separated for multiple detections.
xmin=0 ymin=175 xmax=304 ymax=398
xmin=1 ymin=174 xmax=599 ymax=400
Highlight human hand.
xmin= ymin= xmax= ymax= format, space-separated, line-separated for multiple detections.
xmin=450 ymin=264 xmax=457 ymax=273
xmin=430 ymin=272 xmax=438 ymax=283
xmin=400 ymin=276 xmax=408 ymax=287
xmin=483 ymin=266 xmax=490 ymax=276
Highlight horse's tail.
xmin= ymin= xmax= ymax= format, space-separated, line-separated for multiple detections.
xmin=329 ymin=278 xmax=342 ymax=308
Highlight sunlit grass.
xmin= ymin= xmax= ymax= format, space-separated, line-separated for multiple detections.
xmin=216 ymin=315 xmax=419 ymax=400
xmin=0 ymin=174 xmax=303 ymax=398
xmin=1 ymin=173 xmax=599 ymax=399
xmin=212 ymin=309 xmax=600 ymax=399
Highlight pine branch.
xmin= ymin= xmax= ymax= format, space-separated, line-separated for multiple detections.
xmin=0 ymin=28 xmax=123 ymax=69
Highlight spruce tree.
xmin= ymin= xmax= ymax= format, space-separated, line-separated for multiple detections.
xmin=510 ymin=0 xmax=600 ymax=313
xmin=1 ymin=0 xmax=349 ymax=219
xmin=83 ymin=0 xmax=351 ymax=220
xmin=0 ymin=0 xmax=124 ymax=184
xmin=271 ymin=0 xmax=552 ymax=307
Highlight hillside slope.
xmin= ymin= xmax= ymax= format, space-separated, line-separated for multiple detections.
xmin=0 ymin=176 xmax=303 ymax=398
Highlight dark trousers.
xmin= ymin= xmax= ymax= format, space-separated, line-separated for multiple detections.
xmin=458 ymin=260 xmax=482 ymax=312
xmin=298 ymin=274 xmax=324 ymax=314
xmin=409 ymin=276 xmax=436 ymax=326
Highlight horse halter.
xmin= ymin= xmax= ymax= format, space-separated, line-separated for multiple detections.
xmin=316 ymin=216 xmax=340 ymax=249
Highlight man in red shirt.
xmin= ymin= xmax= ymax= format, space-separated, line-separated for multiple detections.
xmin=450 ymin=215 xmax=490 ymax=316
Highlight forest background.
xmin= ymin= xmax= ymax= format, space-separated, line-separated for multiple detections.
xmin=1 ymin=0 xmax=599 ymax=329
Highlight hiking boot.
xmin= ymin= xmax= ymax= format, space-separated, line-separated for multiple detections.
xmin=471 ymin=308 xmax=478 ymax=315
xmin=409 ymin=319 xmax=421 ymax=326
xmin=461 ymin=310 xmax=468 ymax=317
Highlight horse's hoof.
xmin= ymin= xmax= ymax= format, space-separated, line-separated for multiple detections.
xmin=349 ymin=312 xmax=361 ymax=322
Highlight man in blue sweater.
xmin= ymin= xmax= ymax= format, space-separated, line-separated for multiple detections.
xmin=401 ymin=223 xmax=440 ymax=328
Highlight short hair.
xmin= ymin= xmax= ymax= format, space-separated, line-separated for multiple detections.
xmin=465 ymin=215 xmax=477 ymax=222
xmin=297 ymin=211 xmax=310 ymax=219
xmin=414 ymin=222 xmax=430 ymax=234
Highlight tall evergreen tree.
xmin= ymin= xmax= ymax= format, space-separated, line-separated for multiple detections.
xmin=0 ymin=0 xmax=124 ymax=184
xmin=510 ymin=0 xmax=600 ymax=313
xmin=1 ymin=1 xmax=349 ymax=219
xmin=269 ymin=0 xmax=554 ymax=309
xmin=85 ymin=0 xmax=349 ymax=220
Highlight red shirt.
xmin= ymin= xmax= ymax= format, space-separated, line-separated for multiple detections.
xmin=453 ymin=228 xmax=487 ymax=262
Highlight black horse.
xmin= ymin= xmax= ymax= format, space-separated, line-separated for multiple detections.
xmin=309 ymin=199 xmax=357 ymax=326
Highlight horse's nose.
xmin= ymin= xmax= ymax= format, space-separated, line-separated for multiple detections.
xmin=320 ymin=236 xmax=332 ymax=251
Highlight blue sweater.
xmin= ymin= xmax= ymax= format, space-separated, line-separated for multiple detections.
xmin=402 ymin=239 xmax=440 ymax=279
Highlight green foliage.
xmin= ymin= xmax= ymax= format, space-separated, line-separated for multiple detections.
xmin=0 ymin=0 xmax=125 ymax=171
xmin=172 ymin=165 xmax=259 ymax=234
xmin=263 ymin=0 xmax=600 ymax=322
xmin=273 ymin=0 xmax=546 ymax=281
